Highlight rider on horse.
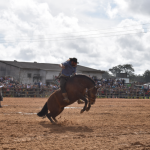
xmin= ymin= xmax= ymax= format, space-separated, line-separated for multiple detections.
xmin=59 ymin=58 xmax=78 ymax=103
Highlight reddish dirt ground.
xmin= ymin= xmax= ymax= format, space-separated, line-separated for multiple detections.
xmin=0 ymin=98 xmax=150 ymax=150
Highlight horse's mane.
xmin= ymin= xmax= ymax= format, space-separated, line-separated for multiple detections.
xmin=74 ymin=74 xmax=95 ymax=85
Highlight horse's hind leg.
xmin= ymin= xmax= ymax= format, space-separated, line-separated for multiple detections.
xmin=46 ymin=113 xmax=55 ymax=124
xmin=51 ymin=107 xmax=64 ymax=123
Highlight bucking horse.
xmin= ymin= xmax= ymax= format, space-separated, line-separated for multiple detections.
xmin=37 ymin=75 xmax=98 ymax=124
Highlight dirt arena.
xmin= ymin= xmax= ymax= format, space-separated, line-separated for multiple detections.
xmin=0 ymin=98 xmax=150 ymax=150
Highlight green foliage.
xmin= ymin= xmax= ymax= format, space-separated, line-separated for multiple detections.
xmin=109 ymin=64 xmax=134 ymax=76
xmin=129 ymin=74 xmax=144 ymax=82
xmin=106 ymin=64 xmax=150 ymax=83
xmin=143 ymin=70 xmax=150 ymax=82
xmin=102 ymin=71 xmax=114 ymax=78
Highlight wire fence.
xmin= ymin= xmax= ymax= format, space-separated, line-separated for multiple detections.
xmin=2 ymin=88 xmax=150 ymax=99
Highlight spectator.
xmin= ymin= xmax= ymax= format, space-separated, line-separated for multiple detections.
xmin=0 ymin=83 xmax=4 ymax=107
xmin=1 ymin=75 xmax=149 ymax=99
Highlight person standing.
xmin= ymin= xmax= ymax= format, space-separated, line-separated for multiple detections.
xmin=0 ymin=83 xmax=4 ymax=108
xmin=59 ymin=58 xmax=78 ymax=103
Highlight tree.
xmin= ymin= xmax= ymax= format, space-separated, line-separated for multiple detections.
xmin=109 ymin=66 xmax=122 ymax=76
xmin=121 ymin=64 xmax=134 ymax=76
xmin=102 ymin=71 xmax=114 ymax=78
xmin=143 ymin=70 xmax=150 ymax=82
xmin=129 ymin=74 xmax=144 ymax=83
xmin=109 ymin=64 xmax=134 ymax=76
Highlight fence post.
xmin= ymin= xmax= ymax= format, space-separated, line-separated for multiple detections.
xmin=36 ymin=89 xmax=38 ymax=97
xmin=100 ymin=89 xmax=102 ymax=98
xmin=13 ymin=87 xmax=15 ymax=97
xmin=25 ymin=88 xmax=27 ymax=97
xmin=42 ymin=89 xmax=45 ymax=97
xmin=38 ymin=88 xmax=40 ymax=97
xmin=127 ymin=89 xmax=129 ymax=99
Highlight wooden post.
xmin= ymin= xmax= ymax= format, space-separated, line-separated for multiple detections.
xmin=13 ymin=87 xmax=15 ymax=97
xmin=25 ymin=88 xmax=27 ymax=97
xmin=36 ymin=89 xmax=38 ymax=97
xmin=100 ymin=88 xmax=102 ymax=98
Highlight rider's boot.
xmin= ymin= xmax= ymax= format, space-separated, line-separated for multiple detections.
xmin=62 ymin=93 xmax=70 ymax=103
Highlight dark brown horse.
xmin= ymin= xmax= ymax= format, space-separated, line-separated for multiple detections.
xmin=37 ymin=75 xmax=98 ymax=124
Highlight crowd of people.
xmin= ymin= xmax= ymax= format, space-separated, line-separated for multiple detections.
xmin=97 ymin=87 xmax=150 ymax=98
xmin=95 ymin=78 xmax=150 ymax=98
xmin=96 ymin=78 xmax=126 ymax=88
xmin=0 ymin=76 xmax=150 ymax=98
xmin=0 ymin=76 xmax=59 ymax=97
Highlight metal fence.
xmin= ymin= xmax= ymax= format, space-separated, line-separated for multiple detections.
xmin=2 ymin=88 xmax=150 ymax=99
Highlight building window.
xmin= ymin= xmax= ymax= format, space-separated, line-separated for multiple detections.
xmin=27 ymin=73 xmax=32 ymax=78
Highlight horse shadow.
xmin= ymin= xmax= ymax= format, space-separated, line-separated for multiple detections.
xmin=39 ymin=121 xmax=93 ymax=134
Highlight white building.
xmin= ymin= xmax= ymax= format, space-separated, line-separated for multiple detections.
xmin=0 ymin=60 xmax=105 ymax=84
xmin=116 ymin=73 xmax=129 ymax=83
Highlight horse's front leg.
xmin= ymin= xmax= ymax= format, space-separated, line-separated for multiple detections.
xmin=86 ymin=102 xmax=91 ymax=111
xmin=79 ymin=96 xmax=88 ymax=114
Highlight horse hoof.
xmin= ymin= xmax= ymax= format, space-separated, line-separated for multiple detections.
xmin=52 ymin=121 xmax=57 ymax=125
xmin=86 ymin=108 xmax=90 ymax=111
xmin=42 ymin=116 xmax=46 ymax=119
xmin=80 ymin=110 xmax=84 ymax=114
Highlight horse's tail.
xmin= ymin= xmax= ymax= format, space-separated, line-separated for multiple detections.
xmin=37 ymin=102 xmax=48 ymax=117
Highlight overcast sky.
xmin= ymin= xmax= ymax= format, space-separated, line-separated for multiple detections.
xmin=0 ymin=0 xmax=150 ymax=74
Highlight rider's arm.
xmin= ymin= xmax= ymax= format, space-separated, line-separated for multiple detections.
xmin=60 ymin=60 xmax=70 ymax=69
xmin=59 ymin=64 xmax=65 ymax=69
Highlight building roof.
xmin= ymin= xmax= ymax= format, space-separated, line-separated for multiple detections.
xmin=0 ymin=60 xmax=105 ymax=73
